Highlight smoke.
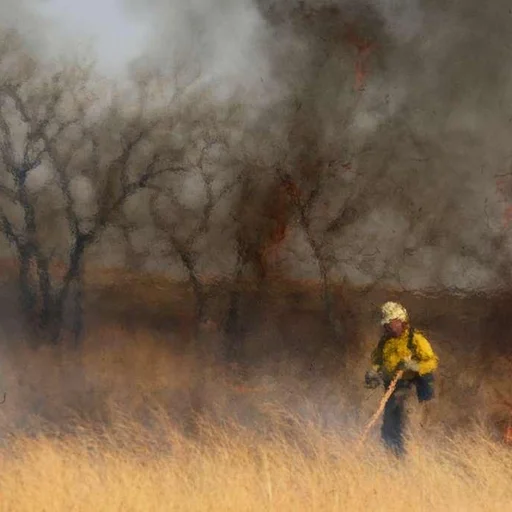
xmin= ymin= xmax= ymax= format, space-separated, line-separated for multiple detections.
xmin=252 ymin=0 xmax=512 ymax=292
xmin=0 ymin=0 xmax=149 ymax=76
xmin=124 ymin=0 xmax=274 ymax=103
xmin=1 ymin=0 xmax=512 ymax=292
xmin=115 ymin=0 xmax=512 ymax=292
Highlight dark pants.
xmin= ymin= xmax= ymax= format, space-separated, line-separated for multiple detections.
xmin=381 ymin=373 xmax=435 ymax=457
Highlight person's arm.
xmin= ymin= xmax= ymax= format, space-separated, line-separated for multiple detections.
xmin=365 ymin=339 xmax=385 ymax=388
xmin=412 ymin=332 xmax=439 ymax=375
xmin=370 ymin=336 xmax=386 ymax=372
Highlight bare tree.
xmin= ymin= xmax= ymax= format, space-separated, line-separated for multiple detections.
xmin=221 ymin=161 xmax=279 ymax=361
xmin=147 ymin=128 xmax=241 ymax=343
xmin=0 ymin=31 xmax=191 ymax=344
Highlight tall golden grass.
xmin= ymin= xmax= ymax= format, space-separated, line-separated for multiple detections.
xmin=0 ymin=416 xmax=510 ymax=511
xmin=0 ymin=324 xmax=509 ymax=511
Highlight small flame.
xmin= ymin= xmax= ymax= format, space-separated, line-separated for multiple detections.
xmin=258 ymin=180 xmax=300 ymax=275
xmin=505 ymin=420 xmax=512 ymax=445
xmin=503 ymin=206 xmax=512 ymax=227
xmin=344 ymin=25 xmax=376 ymax=92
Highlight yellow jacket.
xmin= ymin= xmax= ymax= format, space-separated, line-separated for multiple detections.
xmin=371 ymin=327 xmax=438 ymax=378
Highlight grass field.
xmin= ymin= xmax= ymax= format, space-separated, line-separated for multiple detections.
xmin=0 ymin=325 xmax=509 ymax=511
xmin=0 ymin=415 xmax=510 ymax=511
xmin=0 ymin=264 xmax=510 ymax=511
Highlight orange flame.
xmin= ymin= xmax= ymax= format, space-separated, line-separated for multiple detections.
xmin=503 ymin=206 xmax=512 ymax=227
xmin=259 ymin=180 xmax=302 ymax=272
xmin=505 ymin=419 xmax=512 ymax=445
xmin=344 ymin=25 xmax=376 ymax=92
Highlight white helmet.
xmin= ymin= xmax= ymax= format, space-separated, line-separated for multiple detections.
xmin=380 ymin=301 xmax=408 ymax=325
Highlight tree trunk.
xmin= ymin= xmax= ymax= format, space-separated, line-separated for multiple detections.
xmin=17 ymin=249 xmax=37 ymax=338
xmin=35 ymin=254 xmax=53 ymax=333
xmin=71 ymin=275 xmax=84 ymax=346
xmin=319 ymin=263 xmax=346 ymax=353
xmin=223 ymin=279 xmax=243 ymax=363
xmin=48 ymin=235 xmax=88 ymax=345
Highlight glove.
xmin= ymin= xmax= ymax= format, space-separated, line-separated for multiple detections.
xmin=398 ymin=359 xmax=420 ymax=372
xmin=365 ymin=369 xmax=382 ymax=389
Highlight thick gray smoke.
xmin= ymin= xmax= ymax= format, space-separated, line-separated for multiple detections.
xmin=3 ymin=0 xmax=512 ymax=292
xmin=116 ymin=1 xmax=512 ymax=292
xmin=124 ymin=0 xmax=276 ymax=105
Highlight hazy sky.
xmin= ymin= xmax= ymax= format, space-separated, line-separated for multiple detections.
xmin=35 ymin=0 xmax=149 ymax=75
xmin=25 ymin=0 xmax=270 ymax=95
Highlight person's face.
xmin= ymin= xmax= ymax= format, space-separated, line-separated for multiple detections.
xmin=384 ymin=318 xmax=405 ymax=337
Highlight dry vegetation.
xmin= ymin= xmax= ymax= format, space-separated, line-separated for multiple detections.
xmin=0 ymin=297 xmax=509 ymax=511
xmin=1 ymin=2 xmax=512 ymax=508
xmin=0 ymin=418 xmax=510 ymax=511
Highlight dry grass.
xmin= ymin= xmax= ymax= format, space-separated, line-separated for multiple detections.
xmin=0 ymin=322 xmax=509 ymax=511
xmin=0 ymin=417 xmax=510 ymax=511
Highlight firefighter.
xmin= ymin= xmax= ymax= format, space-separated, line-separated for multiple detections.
xmin=365 ymin=301 xmax=439 ymax=457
